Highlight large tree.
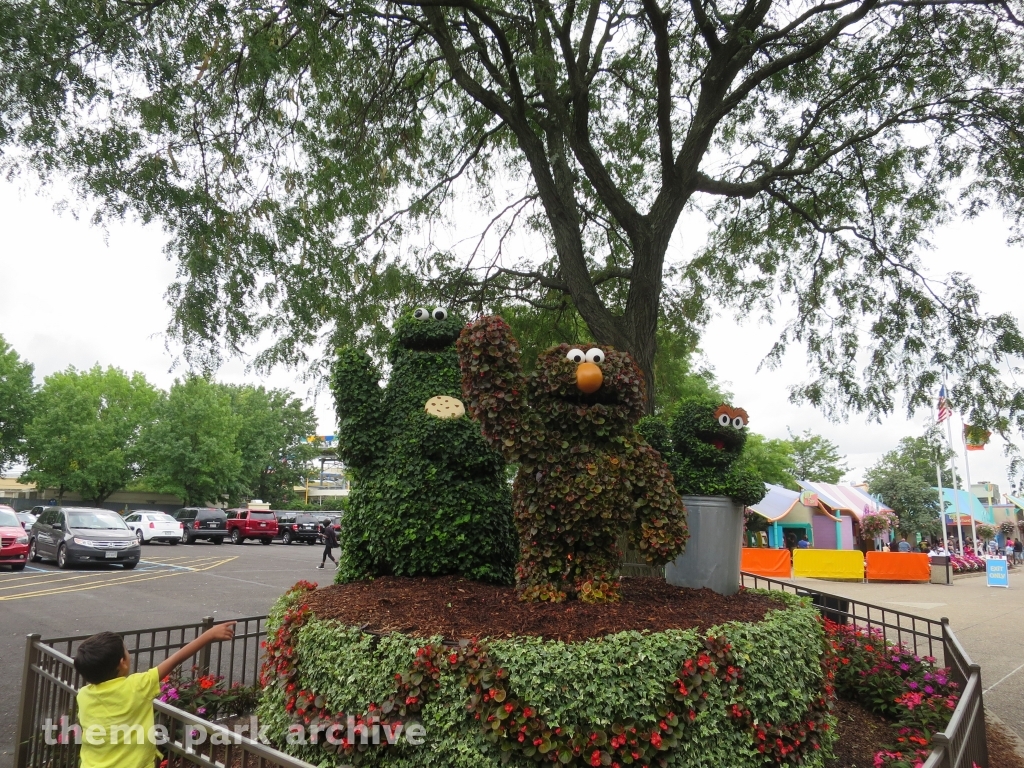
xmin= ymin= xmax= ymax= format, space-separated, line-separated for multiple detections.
xmin=226 ymin=384 xmax=318 ymax=504
xmin=0 ymin=335 xmax=34 ymax=471
xmin=21 ymin=366 xmax=160 ymax=503
xmin=3 ymin=1 xmax=1024 ymax=423
xmin=139 ymin=376 xmax=242 ymax=506
xmin=869 ymin=431 xmax=958 ymax=489
xmin=788 ymin=429 xmax=849 ymax=484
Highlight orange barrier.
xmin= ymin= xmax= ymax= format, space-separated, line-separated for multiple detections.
xmin=741 ymin=548 xmax=792 ymax=579
xmin=865 ymin=552 xmax=931 ymax=582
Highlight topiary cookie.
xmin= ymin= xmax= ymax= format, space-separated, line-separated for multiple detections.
xmin=457 ymin=315 xmax=689 ymax=603
xmin=640 ymin=395 xmax=767 ymax=507
xmin=330 ymin=307 xmax=517 ymax=584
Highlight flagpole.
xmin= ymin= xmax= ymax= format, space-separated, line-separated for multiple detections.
xmin=931 ymin=404 xmax=948 ymax=546
xmin=942 ymin=383 xmax=965 ymax=554
xmin=959 ymin=414 xmax=979 ymax=552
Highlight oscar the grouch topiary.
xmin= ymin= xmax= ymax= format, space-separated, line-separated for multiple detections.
xmin=639 ymin=396 xmax=767 ymax=507
xmin=330 ymin=308 xmax=517 ymax=584
xmin=458 ymin=315 xmax=688 ymax=603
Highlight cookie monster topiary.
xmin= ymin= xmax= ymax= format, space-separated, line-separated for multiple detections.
xmin=330 ymin=307 xmax=517 ymax=584
xmin=457 ymin=315 xmax=689 ymax=603
xmin=640 ymin=395 xmax=767 ymax=507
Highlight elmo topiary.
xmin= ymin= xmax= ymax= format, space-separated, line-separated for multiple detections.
xmin=330 ymin=308 xmax=517 ymax=584
xmin=457 ymin=315 xmax=688 ymax=603
xmin=639 ymin=395 xmax=767 ymax=507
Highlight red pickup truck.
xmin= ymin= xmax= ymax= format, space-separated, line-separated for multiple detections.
xmin=225 ymin=509 xmax=278 ymax=545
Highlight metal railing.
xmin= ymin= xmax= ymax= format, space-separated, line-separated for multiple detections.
xmin=741 ymin=571 xmax=987 ymax=768
xmin=14 ymin=616 xmax=313 ymax=768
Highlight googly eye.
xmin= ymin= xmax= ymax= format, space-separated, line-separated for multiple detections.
xmin=413 ymin=308 xmax=430 ymax=321
xmin=718 ymin=414 xmax=731 ymax=427
xmin=432 ymin=307 xmax=448 ymax=321
xmin=732 ymin=416 xmax=745 ymax=429
xmin=585 ymin=348 xmax=604 ymax=364
xmin=566 ymin=348 xmax=586 ymax=364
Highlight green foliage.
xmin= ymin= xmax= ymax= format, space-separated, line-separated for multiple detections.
xmin=737 ymin=434 xmax=799 ymax=491
xmin=260 ymin=585 xmax=834 ymax=767
xmin=5 ymin=1 xmax=1024 ymax=436
xmin=330 ymin=310 xmax=516 ymax=584
xmin=21 ymin=365 xmax=159 ymax=503
xmin=279 ymin=499 xmax=348 ymax=512
xmin=869 ymin=432 xmax=958 ymax=489
xmin=458 ymin=315 xmax=688 ymax=602
xmin=224 ymin=384 xmax=318 ymax=504
xmin=864 ymin=472 xmax=942 ymax=540
xmin=639 ymin=396 xmax=767 ymax=506
xmin=787 ymin=431 xmax=849 ymax=485
xmin=138 ymin=376 xmax=241 ymax=506
xmin=0 ymin=335 xmax=34 ymax=471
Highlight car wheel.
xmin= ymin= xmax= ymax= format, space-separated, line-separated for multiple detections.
xmin=169 ymin=539 xmax=178 ymax=546
xmin=181 ymin=529 xmax=194 ymax=545
xmin=11 ymin=563 xmax=25 ymax=571
xmin=261 ymin=538 xmax=272 ymax=545
xmin=306 ymin=540 xmax=315 ymax=546
xmin=212 ymin=537 xmax=224 ymax=545
xmin=231 ymin=530 xmax=243 ymax=545
xmin=28 ymin=539 xmax=41 ymax=562
xmin=123 ymin=562 xmax=137 ymax=570
xmin=57 ymin=544 xmax=70 ymax=570
xmin=136 ymin=529 xmax=145 ymax=545
xmin=282 ymin=531 xmax=292 ymax=545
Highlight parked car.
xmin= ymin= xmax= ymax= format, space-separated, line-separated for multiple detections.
xmin=173 ymin=508 xmax=228 ymax=544
xmin=15 ymin=511 xmax=36 ymax=529
xmin=27 ymin=507 xmax=140 ymax=569
xmin=273 ymin=512 xmax=321 ymax=545
xmin=29 ymin=505 xmax=46 ymax=517
xmin=0 ymin=506 xmax=29 ymax=571
xmin=225 ymin=509 xmax=278 ymax=545
xmin=123 ymin=511 xmax=182 ymax=545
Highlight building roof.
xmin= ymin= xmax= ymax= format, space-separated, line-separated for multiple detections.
xmin=796 ymin=481 xmax=891 ymax=521
xmin=935 ymin=488 xmax=993 ymax=523
xmin=747 ymin=484 xmax=801 ymax=522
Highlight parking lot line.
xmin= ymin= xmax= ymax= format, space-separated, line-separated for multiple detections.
xmin=0 ymin=556 xmax=237 ymax=601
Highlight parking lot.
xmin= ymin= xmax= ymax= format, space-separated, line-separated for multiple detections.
xmin=0 ymin=539 xmax=336 ymax=768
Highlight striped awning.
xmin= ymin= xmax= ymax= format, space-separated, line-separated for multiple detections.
xmin=796 ymin=481 xmax=891 ymax=521
xmin=746 ymin=484 xmax=800 ymax=522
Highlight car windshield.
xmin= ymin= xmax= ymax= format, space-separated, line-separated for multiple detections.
xmin=146 ymin=514 xmax=178 ymax=524
xmin=68 ymin=511 xmax=129 ymax=530
xmin=0 ymin=509 xmax=19 ymax=527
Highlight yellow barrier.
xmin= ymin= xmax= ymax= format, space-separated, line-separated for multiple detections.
xmin=793 ymin=549 xmax=864 ymax=581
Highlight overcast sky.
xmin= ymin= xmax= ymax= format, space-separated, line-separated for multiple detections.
xmin=1 ymin=178 xmax=1021 ymax=496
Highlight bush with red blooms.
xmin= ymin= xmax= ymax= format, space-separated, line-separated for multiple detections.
xmin=157 ymin=668 xmax=260 ymax=720
xmin=457 ymin=314 xmax=688 ymax=603
xmin=824 ymin=620 xmax=960 ymax=767
xmin=261 ymin=584 xmax=835 ymax=767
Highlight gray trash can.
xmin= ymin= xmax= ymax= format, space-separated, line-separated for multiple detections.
xmin=665 ymin=495 xmax=743 ymax=595
xmin=929 ymin=555 xmax=952 ymax=585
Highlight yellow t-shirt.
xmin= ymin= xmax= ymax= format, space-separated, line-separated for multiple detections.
xmin=76 ymin=667 xmax=160 ymax=768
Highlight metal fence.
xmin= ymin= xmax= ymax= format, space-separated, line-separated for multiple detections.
xmin=741 ymin=571 xmax=988 ymax=768
xmin=14 ymin=616 xmax=313 ymax=768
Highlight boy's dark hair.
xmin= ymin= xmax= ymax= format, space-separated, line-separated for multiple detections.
xmin=74 ymin=632 xmax=126 ymax=684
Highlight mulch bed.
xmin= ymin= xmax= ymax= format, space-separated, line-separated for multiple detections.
xmin=825 ymin=697 xmax=893 ymax=768
xmin=301 ymin=575 xmax=778 ymax=642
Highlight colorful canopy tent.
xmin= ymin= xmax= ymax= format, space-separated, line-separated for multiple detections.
xmin=795 ymin=481 xmax=893 ymax=550
xmin=746 ymin=483 xmax=851 ymax=549
xmin=935 ymin=488 xmax=993 ymax=524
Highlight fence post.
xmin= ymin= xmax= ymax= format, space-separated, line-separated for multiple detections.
xmin=929 ymin=733 xmax=952 ymax=768
xmin=197 ymin=617 xmax=214 ymax=676
xmin=14 ymin=634 xmax=41 ymax=768
xmin=969 ymin=663 xmax=989 ymax=768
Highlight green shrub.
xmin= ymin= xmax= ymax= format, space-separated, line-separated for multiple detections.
xmin=457 ymin=315 xmax=688 ymax=602
xmin=258 ymin=584 xmax=835 ymax=767
xmin=329 ymin=310 xmax=516 ymax=584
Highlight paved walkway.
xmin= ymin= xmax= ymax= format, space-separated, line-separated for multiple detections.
xmin=787 ymin=574 xmax=1024 ymax=742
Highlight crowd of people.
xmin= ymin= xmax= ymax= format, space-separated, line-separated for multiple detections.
xmin=920 ymin=535 xmax=1022 ymax=564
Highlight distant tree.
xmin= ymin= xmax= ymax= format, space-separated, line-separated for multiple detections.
xmin=139 ymin=377 xmax=241 ymax=506
xmin=738 ymin=434 xmax=798 ymax=491
xmin=226 ymin=385 xmax=318 ymax=505
xmin=0 ymin=335 xmax=34 ymax=471
xmin=865 ymin=469 xmax=943 ymax=541
xmin=788 ymin=430 xmax=849 ymax=484
xmin=21 ymin=366 xmax=160 ymax=503
xmin=871 ymin=431 xmax=958 ymax=489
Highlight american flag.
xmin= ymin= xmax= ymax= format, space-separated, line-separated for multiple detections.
xmin=937 ymin=385 xmax=952 ymax=423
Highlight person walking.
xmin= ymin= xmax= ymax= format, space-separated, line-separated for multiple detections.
xmin=1014 ymin=537 xmax=1022 ymax=565
xmin=317 ymin=520 xmax=339 ymax=569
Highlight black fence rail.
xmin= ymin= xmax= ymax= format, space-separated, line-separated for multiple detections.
xmin=741 ymin=571 xmax=987 ymax=768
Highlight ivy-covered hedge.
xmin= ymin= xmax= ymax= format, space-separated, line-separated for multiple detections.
xmin=258 ymin=583 xmax=836 ymax=767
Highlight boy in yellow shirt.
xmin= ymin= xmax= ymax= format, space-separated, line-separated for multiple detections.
xmin=73 ymin=621 xmax=236 ymax=768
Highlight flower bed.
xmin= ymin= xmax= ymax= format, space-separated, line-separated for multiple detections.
xmin=257 ymin=581 xmax=836 ymax=767
xmin=950 ymin=553 xmax=986 ymax=574
xmin=825 ymin=621 xmax=960 ymax=767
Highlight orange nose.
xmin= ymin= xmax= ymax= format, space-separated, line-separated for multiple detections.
xmin=576 ymin=362 xmax=603 ymax=394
